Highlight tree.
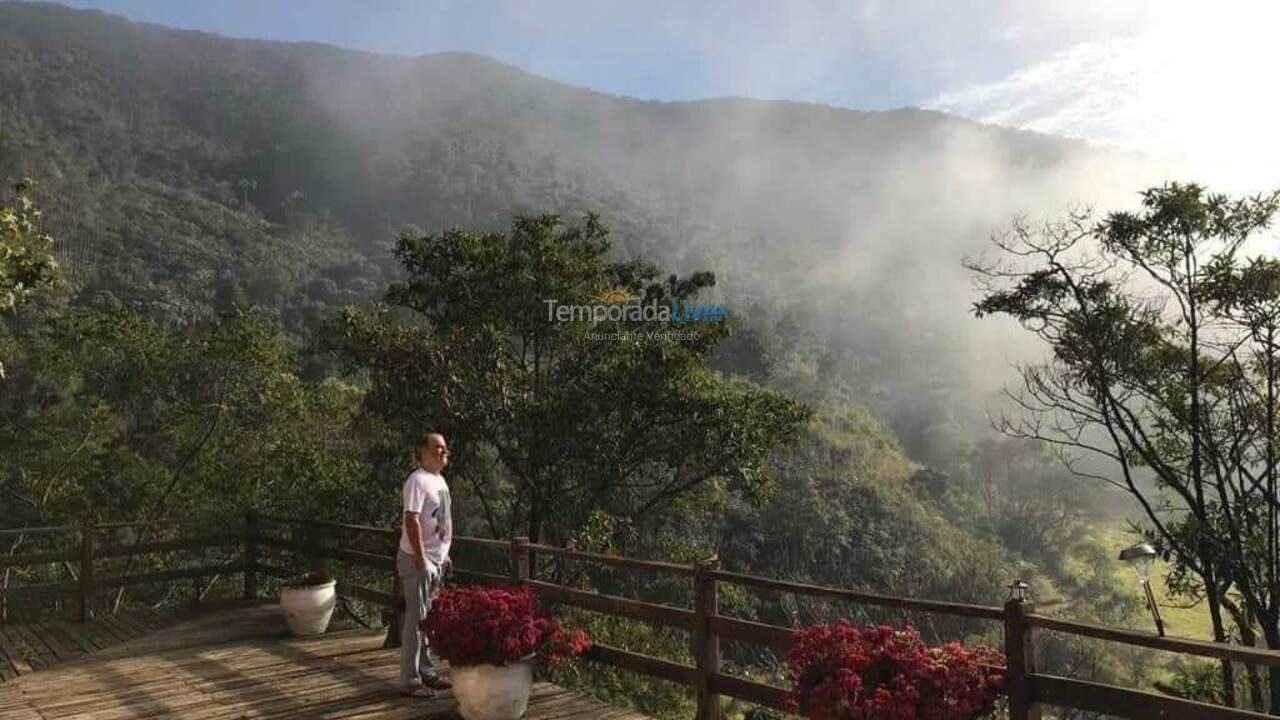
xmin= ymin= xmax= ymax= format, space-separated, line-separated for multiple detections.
xmin=323 ymin=213 xmax=810 ymax=549
xmin=1 ymin=301 xmax=372 ymax=615
xmin=0 ymin=182 xmax=58 ymax=377
xmin=970 ymin=183 xmax=1280 ymax=711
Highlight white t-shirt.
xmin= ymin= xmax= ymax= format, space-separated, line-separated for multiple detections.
xmin=398 ymin=468 xmax=453 ymax=563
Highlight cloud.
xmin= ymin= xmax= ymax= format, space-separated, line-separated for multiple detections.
xmin=928 ymin=1 xmax=1280 ymax=194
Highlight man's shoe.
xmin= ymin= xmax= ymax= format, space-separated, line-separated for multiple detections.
xmin=421 ymin=675 xmax=452 ymax=691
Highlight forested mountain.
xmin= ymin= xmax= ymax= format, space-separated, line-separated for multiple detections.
xmin=0 ymin=1 xmax=1164 ymax=448
xmin=1 ymin=3 xmax=1181 ymax=715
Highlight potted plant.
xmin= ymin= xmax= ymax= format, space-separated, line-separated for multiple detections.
xmin=788 ymin=621 xmax=1004 ymax=720
xmin=279 ymin=571 xmax=337 ymax=636
xmin=423 ymin=585 xmax=590 ymax=720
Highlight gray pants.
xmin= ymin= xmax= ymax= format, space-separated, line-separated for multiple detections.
xmin=396 ymin=551 xmax=441 ymax=686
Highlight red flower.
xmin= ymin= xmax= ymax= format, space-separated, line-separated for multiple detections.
xmin=421 ymin=585 xmax=591 ymax=667
xmin=787 ymin=621 xmax=1005 ymax=720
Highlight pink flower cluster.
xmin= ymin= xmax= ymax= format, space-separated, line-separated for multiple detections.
xmin=422 ymin=585 xmax=591 ymax=667
xmin=788 ymin=621 xmax=1005 ymax=720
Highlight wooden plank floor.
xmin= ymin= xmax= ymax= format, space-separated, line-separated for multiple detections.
xmin=0 ymin=607 xmax=206 ymax=682
xmin=0 ymin=604 xmax=650 ymax=719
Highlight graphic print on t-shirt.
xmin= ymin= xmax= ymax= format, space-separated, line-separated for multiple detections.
xmin=432 ymin=488 xmax=452 ymax=543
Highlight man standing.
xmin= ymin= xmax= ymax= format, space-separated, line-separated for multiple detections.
xmin=398 ymin=432 xmax=454 ymax=698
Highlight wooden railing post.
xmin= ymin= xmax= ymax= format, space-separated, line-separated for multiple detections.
xmin=384 ymin=520 xmax=404 ymax=649
xmin=1004 ymin=581 xmax=1041 ymax=720
xmin=693 ymin=557 xmax=722 ymax=720
xmin=385 ymin=573 xmax=404 ymax=649
xmin=511 ymin=536 xmax=530 ymax=585
xmin=244 ymin=509 xmax=259 ymax=601
xmin=78 ymin=517 xmax=94 ymax=622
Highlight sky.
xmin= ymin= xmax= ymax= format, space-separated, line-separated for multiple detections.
xmin=59 ymin=0 xmax=1279 ymax=194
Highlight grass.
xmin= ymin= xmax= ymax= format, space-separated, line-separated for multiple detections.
xmin=1092 ymin=524 xmax=1214 ymax=641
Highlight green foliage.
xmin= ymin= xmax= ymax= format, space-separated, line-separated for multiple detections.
xmin=545 ymin=612 xmax=696 ymax=720
xmin=323 ymin=213 xmax=811 ymax=545
xmin=0 ymin=182 xmax=58 ymax=376
xmin=0 ymin=5 xmax=1204 ymax=708
xmin=972 ymin=182 xmax=1280 ymax=709
xmin=0 ymin=183 xmax=56 ymax=313
xmin=1 ymin=300 xmax=371 ymax=528
xmin=0 ymin=1 xmax=1111 ymax=453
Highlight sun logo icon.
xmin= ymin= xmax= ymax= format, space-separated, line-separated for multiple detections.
xmin=594 ymin=286 xmax=638 ymax=304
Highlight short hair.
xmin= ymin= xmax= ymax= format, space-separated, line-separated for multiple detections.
xmin=418 ymin=432 xmax=444 ymax=456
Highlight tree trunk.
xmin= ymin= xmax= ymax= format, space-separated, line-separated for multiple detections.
xmin=1264 ymin=620 xmax=1280 ymax=715
xmin=527 ymin=493 xmax=542 ymax=578
xmin=1225 ymin=597 xmax=1267 ymax=712
xmin=1208 ymin=592 xmax=1239 ymax=708
xmin=1240 ymin=627 xmax=1266 ymax=711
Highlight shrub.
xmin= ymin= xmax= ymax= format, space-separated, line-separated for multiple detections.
xmin=422 ymin=584 xmax=590 ymax=667
xmin=787 ymin=621 xmax=1004 ymax=720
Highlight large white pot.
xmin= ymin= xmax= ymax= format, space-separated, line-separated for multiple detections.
xmin=451 ymin=656 xmax=535 ymax=720
xmin=279 ymin=579 xmax=336 ymax=636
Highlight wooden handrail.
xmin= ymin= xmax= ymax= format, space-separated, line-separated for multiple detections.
xmin=585 ymin=642 xmax=698 ymax=686
xmin=4 ymin=562 xmax=246 ymax=600
xmin=252 ymin=535 xmax=395 ymax=572
xmin=96 ymin=534 xmax=241 ymax=559
xmin=0 ymin=524 xmax=79 ymax=537
xmin=0 ymin=549 xmax=78 ymax=569
xmin=8 ymin=515 xmax=1280 ymax=720
xmin=94 ymin=562 xmax=247 ymax=592
xmin=455 ymin=535 xmax=509 ymax=549
xmin=527 ymin=580 xmax=695 ymax=631
xmin=451 ymin=569 xmax=510 ymax=585
xmin=708 ymin=614 xmax=793 ymax=652
xmin=3 ymin=580 xmax=82 ymax=599
xmin=256 ymin=514 xmax=397 ymax=539
xmin=526 ymin=542 xmax=697 ymax=576
xmin=709 ymin=569 xmax=1006 ymax=621
xmin=1034 ymin=674 xmax=1274 ymax=720
xmin=710 ymin=673 xmax=789 ymax=712
xmin=0 ymin=519 xmax=217 ymax=537
xmin=1028 ymin=613 xmax=1280 ymax=666
xmin=93 ymin=519 xmax=208 ymax=530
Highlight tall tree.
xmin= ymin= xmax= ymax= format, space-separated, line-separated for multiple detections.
xmin=970 ymin=183 xmax=1280 ymax=711
xmin=324 ymin=213 xmax=809 ymax=548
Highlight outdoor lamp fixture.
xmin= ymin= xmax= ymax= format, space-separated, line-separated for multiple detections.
xmin=1007 ymin=580 xmax=1029 ymax=603
xmin=1119 ymin=542 xmax=1165 ymax=636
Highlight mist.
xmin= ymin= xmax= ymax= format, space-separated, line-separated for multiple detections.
xmin=1 ymin=1 xmax=1186 ymax=514
xmin=281 ymin=31 xmax=1182 ymax=493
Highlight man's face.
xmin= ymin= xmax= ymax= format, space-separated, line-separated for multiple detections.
xmin=422 ymin=436 xmax=449 ymax=472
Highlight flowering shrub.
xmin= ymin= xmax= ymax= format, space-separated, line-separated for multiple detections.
xmin=422 ymin=585 xmax=590 ymax=667
xmin=788 ymin=621 xmax=1005 ymax=720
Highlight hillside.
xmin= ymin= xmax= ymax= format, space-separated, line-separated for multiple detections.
xmin=0 ymin=6 xmax=1190 ymax=714
xmin=0 ymin=2 xmax=1167 ymax=451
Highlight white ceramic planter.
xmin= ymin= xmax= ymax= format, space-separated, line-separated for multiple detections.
xmin=451 ymin=656 xmax=535 ymax=720
xmin=279 ymin=579 xmax=336 ymax=636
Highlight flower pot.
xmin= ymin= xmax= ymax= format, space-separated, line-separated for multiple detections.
xmin=279 ymin=578 xmax=336 ymax=636
xmin=450 ymin=656 xmax=534 ymax=720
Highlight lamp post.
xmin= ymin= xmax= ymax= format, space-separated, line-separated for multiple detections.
xmin=1119 ymin=542 xmax=1165 ymax=636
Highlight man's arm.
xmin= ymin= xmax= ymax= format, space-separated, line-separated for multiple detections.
xmin=403 ymin=511 xmax=427 ymax=570
xmin=439 ymin=490 xmax=453 ymax=574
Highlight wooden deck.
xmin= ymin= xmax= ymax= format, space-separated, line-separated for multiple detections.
xmin=0 ymin=607 xmax=211 ymax=681
xmin=0 ymin=604 xmax=650 ymax=719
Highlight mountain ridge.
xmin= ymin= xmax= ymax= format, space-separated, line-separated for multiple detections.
xmin=3 ymin=0 xmax=1091 ymax=145
xmin=0 ymin=0 xmax=1163 ymax=452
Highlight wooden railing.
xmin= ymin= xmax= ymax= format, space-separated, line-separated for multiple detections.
xmin=5 ymin=513 xmax=1280 ymax=719
xmin=0 ymin=519 xmax=244 ymax=622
